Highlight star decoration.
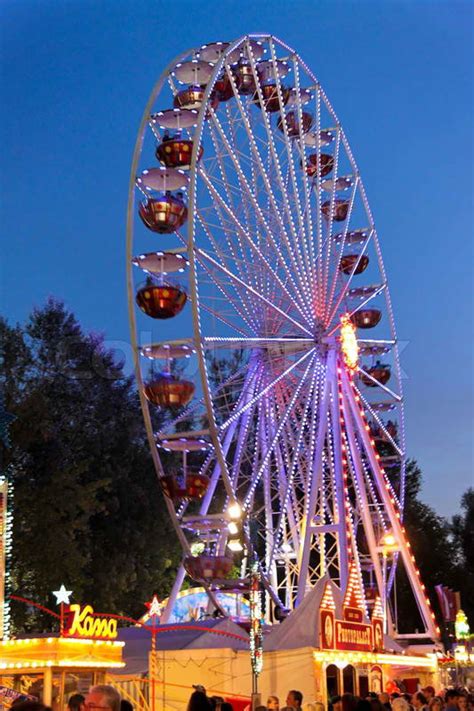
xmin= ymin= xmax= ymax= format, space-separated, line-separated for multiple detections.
xmin=145 ymin=594 xmax=163 ymax=618
xmin=53 ymin=584 xmax=73 ymax=605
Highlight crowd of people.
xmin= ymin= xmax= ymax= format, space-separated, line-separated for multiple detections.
xmin=5 ymin=683 xmax=474 ymax=711
xmin=185 ymin=686 xmax=474 ymax=711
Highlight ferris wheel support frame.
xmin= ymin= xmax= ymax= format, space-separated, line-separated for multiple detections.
xmin=340 ymin=367 xmax=438 ymax=639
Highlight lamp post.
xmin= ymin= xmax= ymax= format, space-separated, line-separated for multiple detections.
xmin=378 ymin=532 xmax=399 ymax=634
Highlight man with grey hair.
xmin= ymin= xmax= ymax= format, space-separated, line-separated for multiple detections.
xmin=83 ymin=685 xmax=121 ymax=711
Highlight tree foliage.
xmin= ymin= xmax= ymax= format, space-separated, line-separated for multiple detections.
xmin=395 ymin=461 xmax=472 ymax=635
xmin=1 ymin=300 xmax=180 ymax=632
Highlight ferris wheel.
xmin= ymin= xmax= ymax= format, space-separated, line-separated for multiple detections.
xmin=126 ymin=34 xmax=439 ymax=639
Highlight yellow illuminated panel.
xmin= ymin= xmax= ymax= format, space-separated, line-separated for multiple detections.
xmin=0 ymin=637 xmax=125 ymax=671
xmin=340 ymin=314 xmax=359 ymax=371
xmin=313 ymin=649 xmax=437 ymax=670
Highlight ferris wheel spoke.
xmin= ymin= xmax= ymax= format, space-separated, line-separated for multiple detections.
xmin=290 ymin=57 xmax=317 ymax=290
xmin=219 ymin=348 xmax=315 ymax=433
xmin=252 ymin=393 xmax=302 ymax=556
xmin=195 ymin=266 xmax=260 ymax=335
xmin=324 ymin=231 xmax=373 ymax=328
xmin=197 ymin=167 xmax=312 ymax=322
xmin=245 ymin=44 xmax=313 ymax=288
xmin=207 ymin=97 xmax=315 ymax=322
xmin=267 ymin=41 xmax=315 ymax=291
xmin=243 ymin=350 xmax=317 ymax=509
xmin=321 ymin=126 xmax=342 ymax=306
xmin=324 ymin=176 xmax=360 ymax=323
xmin=357 ymin=396 xmax=403 ymax=457
xmin=325 ymin=282 xmax=387 ymax=337
xmin=206 ymin=120 xmax=256 ymax=259
xmin=196 ymin=247 xmax=314 ymax=337
xmin=265 ymin=363 xmax=321 ymax=569
xmin=357 ymin=366 xmax=402 ymax=401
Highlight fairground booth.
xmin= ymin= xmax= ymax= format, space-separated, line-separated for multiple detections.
xmin=0 ymin=597 xmax=124 ymax=711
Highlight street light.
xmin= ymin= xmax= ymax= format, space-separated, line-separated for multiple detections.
xmin=379 ymin=531 xmax=399 ymax=634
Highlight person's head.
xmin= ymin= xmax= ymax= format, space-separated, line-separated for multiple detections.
xmin=356 ymin=701 xmax=372 ymax=711
xmin=210 ymin=697 xmax=224 ymax=711
xmin=68 ymin=695 xmax=85 ymax=711
xmin=370 ymin=699 xmax=385 ymax=711
xmin=188 ymin=691 xmax=212 ymax=711
xmin=9 ymin=703 xmax=51 ymax=711
xmin=458 ymin=697 xmax=468 ymax=711
xmin=412 ymin=693 xmax=428 ymax=710
xmin=379 ymin=695 xmax=390 ymax=707
xmin=221 ymin=704 xmax=233 ymax=711
xmin=423 ymin=689 xmax=435 ymax=703
xmin=268 ymin=698 xmax=280 ymax=711
xmin=391 ymin=698 xmax=410 ymax=711
xmin=445 ymin=691 xmax=459 ymax=706
xmin=332 ymin=697 xmax=342 ymax=711
xmin=287 ymin=692 xmax=303 ymax=710
xmin=84 ymin=686 xmax=121 ymax=711
xmin=342 ymin=695 xmax=359 ymax=711
xmin=120 ymin=702 xmax=133 ymax=711
xmin=428 ymin=698 xmax=443 ymax=711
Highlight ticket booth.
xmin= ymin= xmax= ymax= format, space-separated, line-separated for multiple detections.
xmin=0 ymin=612 xmax=124 ymax=710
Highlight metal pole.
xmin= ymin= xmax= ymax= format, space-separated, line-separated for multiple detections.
xmin=382 ymin=552 xmax=388 ymax=634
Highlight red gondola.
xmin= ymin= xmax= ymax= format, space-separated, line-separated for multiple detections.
xmin=360 ymin=363 xmax=391 ymax=387
xmin=136 ymin=282 xmax=187 ymax=319
xmin=277 ymin=111 xmax=313 ymax=137
xmin=144 ymin=374 xmax=195 ymax=408
xmin=156 ymin=138 xmax=203 ymax=169
xmin=138 ymin=195 xmax=187 ymax=234
xmin=321 ymin=198 xmax=350 ymax=222
xmin=339 ymin=254 xmax=369 ymax=275
xmin=350 ymin=309 xmax=382 ymax=329
xmin=184 ymin=554 xmax=234 ymax=581
xmin=303 ymin=153 xmax=334 ymax=178
xmin=253 ymin=84 xmax=289 ymax=113
xmin=160 ymin=472 xmax=210 ymax=500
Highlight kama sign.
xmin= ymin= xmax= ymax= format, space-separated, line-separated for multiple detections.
xmin=63 ymin=604 xmax=118 ymax=640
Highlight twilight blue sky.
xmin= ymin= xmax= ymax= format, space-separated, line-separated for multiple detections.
xmin=1 ymin=0 xmax=472 ymax=517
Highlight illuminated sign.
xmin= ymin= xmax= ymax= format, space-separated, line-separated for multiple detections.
xmin=335 ymin=620 xmax=372 ymax=651
xmin=320 ymin=569 xmax=385 ymax=653
xmin=63 ymin=604 xmax=118 ymax=640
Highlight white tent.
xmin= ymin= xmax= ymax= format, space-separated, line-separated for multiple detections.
xmin=264 ymin=576 xmax=343 ymax=651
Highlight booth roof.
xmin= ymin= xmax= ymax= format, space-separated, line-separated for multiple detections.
xmin=264 ymin=577 xmax=404 ymax=653
xmin=114 ymin=619 xmax=250 ymax=676
xmin=264 ymin=575 xmax=343 ymax=652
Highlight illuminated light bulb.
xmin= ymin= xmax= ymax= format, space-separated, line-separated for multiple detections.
xmin=228 ymin=521 xmax=239 ymax=535
xmin=227 ymin=538 xmax=243 ymax=552
xmin=227 ymin=502 xmax=242 ymax=520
